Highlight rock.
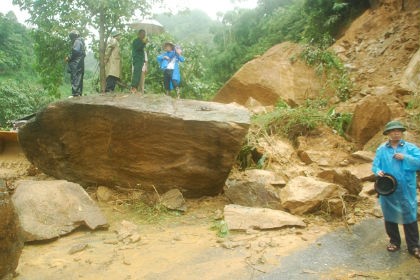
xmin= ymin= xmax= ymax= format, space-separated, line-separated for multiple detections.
xmin=11 ymin=180 xmax=109 ymax=241
xmin=351 ymin=151 xmax=375 ymax=162
xmin=96 ymin=186 xmax=115 ymax=202
xmin=68 ymin=243 xmax=89 ymax=255
xmin=280 ymin=176 xmax=345 ymax=215
xmin=116 ymin=220 xmax=141 ymax=244
xmin=223 ymin=204 xmax=305 ymax=231
xmin=401 ymin=47 xmax=420 ymax=92
xmin=347 ymin=96 xmax=391 ymax=147
xmin=359 ymin=181 xmax=377 ymax=198
xmin=161 ymin=189 xmax=186 ymax=211
xmin=0 ymin=180 xmax=23 ymax=280
xmin=326 ymin=198 xmax=345 ymax=217
xmin=213 ymin=42 xmax=324 ymax=107
xmin=224 ymin=169 xmax=284 ymax=209
xmin=18 ymin=95 xmax=250 ymax=198
xmin=345 ymin=163 xmax=376 ymax=182
xmin=317 ymin=169 xmax=362 ymax=195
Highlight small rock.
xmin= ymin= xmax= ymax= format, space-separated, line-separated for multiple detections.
xmin=161 ymin=189 xmax=187 ymax=212
xmin=68 ymin=243 xmax=89 ymax=255
xmin=103 ymin=239 xmax=119 ymax=245
xmin=96 ymin=186 xmax=115 ymax=202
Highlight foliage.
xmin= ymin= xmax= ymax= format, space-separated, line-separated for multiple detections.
xmin=254 ymin=100 xmax=352 ymax=143
xmin=300 ymin=43 xmax=352 ymax=101
xmin=0 ymin=80 xmax=53 ymax=128
xmin=0 ymin=12 xmax=35 ymax=76
xmin=13 ymin=0 xmax=155 ymax=94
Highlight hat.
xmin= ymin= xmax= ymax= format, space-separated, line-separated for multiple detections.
xmin=374 ymin=173 xmax=397 ymax=195
xmin=111 ymin=30 xmax=121 ymax=37
xmin=164 ymin=42 xmax=175 ymax=48
xmin=383 ymin=120 xmax=406 ymax=135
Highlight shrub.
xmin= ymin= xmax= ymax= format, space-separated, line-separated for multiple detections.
xmin=0 ymin=80 xmax=53 ymax=128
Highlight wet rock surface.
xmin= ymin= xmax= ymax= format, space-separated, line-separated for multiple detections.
xmin=18 ymin=95 xmax=250 ymax=197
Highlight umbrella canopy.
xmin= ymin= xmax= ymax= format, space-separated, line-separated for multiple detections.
xmin=129 ymin=19 xmax=164 ymax=35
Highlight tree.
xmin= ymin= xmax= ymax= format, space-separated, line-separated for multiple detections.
xmin=13 ymin=0 xmax=156 ymax=95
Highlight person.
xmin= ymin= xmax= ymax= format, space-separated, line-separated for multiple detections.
xmin=104 ymin=30 xmax=122 ymax=93
xmin=372 ymin=120 xmax=420 ymax=259
xmin=131 ymin=29 xmax=147 ymax=93
xmin=157 ymin=42 xmax=185 ymax=98
xmin=66 ymin=30 xmax=85 ymax=97
xmin=138 ymin=50 xmax=148 ymax=94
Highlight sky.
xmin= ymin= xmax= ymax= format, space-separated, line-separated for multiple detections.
xmin=1 ymin=0 xmax=258 ymax=24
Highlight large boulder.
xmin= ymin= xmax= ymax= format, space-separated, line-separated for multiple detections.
xmin=280 ymin=176 xmax=345 ymax=215
xmin=0 ymin=180 xmax=23 ymax=280
xmin=11 ymin=180 xmax=109 ymax=241
xmin=213 ymin=42 xmax=324 ymax=107
xmin=317 ymin=169 xmax=363 ymax=195
xmin=224 ymin=169 xmax=285 ymax=210
xmin=18 ymin=95 xmax=250 ymax=197
xmin=347 ymin=96 xmax=391 ymax=147
xmin=223 ymin=204 xmax=305 ymax=231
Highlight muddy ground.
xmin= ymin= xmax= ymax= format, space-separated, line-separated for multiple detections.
xmin=2 ymin=143 xmax=419 ymax=280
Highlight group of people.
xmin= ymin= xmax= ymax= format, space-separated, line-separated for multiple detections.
xmin=66 ymin=29 xmax=184 ymax=98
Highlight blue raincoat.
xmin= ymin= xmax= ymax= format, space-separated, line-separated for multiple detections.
xmin=157 ymin=50 xmax=185 ymax=89
xmin=372 ymin=140 xmax=420 ymax=224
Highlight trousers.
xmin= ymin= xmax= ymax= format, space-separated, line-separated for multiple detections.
xmin=385 ymin=220 xmax=419 ymax=253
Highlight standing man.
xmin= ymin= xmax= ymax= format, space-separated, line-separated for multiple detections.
xmin=131 ymin=29 xmax=147 ymax=93
xmin=372 ymin=120 xmax=420 ymax=259
xmin=104 ymin=30 xmax=122 ymax=93
xmin=66 ymin=30 xmax=85 ymax=97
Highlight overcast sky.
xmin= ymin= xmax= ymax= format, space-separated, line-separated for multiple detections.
xmin=1 ymin=0 xmax=258 ymax=24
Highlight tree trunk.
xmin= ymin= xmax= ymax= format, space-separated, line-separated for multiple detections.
xmin=98 ymin=8 xmax=106 ymax=93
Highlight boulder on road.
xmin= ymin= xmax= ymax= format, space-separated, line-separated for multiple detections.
xmin=280 ymin=176 xmax=345 ymax=215
xmin=0 ymin=180 xmax=23 ymax=280
xmin=224 ymin=169 xmax=284 ymax=209
xmin=11 ymin=180 xmax=109 ymax=241
xmin=223 ymin=204 xmax=305 ymax=231
xmin=18 ymin=95 xmax=250 ymax=197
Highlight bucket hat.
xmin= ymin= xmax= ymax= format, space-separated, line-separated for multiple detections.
xmin=374 ymin=173 xmax=397 ymax=195
xmin=383 ymin=120 xmax=406 ymax=135
xmin=111 ymin=30 xmax=121 ymax=37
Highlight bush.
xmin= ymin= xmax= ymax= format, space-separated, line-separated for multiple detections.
xmin=0 ymin=80 xmax=53 ymax=128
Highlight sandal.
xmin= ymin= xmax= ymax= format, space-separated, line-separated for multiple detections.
xmin=386 ymin=243 xmax=400 ymax=252
xmin=411 ymin=247 xmax=420 ymax=259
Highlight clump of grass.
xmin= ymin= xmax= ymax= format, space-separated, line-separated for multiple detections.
xmin=210 ymin=219 xmax=229 ymax=238
xmin=300 ymin=44 xmax=352 ymax=101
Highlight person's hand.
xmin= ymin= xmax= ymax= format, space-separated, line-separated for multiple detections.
xmin=377 ymin=170 xmax=385 ymax=177
xmin=163 ymin=56 xmax=170 ymax=60
xmin=65 ymin=56 xmax=69 ymax=62
xmin=393 ymin=153 xmax=404 ymax=160
xmin=175 ymin=48 xmax=182 ymax=55
xmin=142 ymin=37 xmax=148 ymax=44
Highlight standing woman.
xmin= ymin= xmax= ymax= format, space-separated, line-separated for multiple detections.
xmin=104 ymin=30 xmax=122 ymax=93
xmin=130 ymin=29 xmax=147 ymax=93
xmin=372 ymin=120 xmax=420 ymax=259
xmin=157 ymin=42 xmax=184 ymax=98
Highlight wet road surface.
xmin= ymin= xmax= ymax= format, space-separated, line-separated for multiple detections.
xmin=262 ymin=218 xmax=420 ymax=279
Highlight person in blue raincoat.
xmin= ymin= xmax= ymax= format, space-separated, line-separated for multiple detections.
xmin=372 ymin=120 xmax=420 ymax=259
xmin=157 ymin=42 xmax=185 ymax=98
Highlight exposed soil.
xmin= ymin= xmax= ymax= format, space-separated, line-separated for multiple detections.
xmin=2 ymin=148 xmax=369 ymax=280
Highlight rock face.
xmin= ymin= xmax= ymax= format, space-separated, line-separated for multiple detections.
xmin=0 ymin=180 xmax=23 ymax=279
xmin=317 ymin=169 xmax=362 ymax=195
xmin=223 ymin=204 xmax=305 ymax=231
xmin=18 ymin=95 xmax=250 ymax=197
xmin=213 ymin=42 xmax=324 ymax=107
xmin=224 ymin=169 xmax=284 ymax=209
xmin=347 ymin=96 xmax=391 ymax=147
xmin=402 ymin=48 xmax=420 ymax=92
xmin=280 ymin=176 xmax=345 ymax=215
xmin=11 ymin=180 xmax=109 ymax=241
